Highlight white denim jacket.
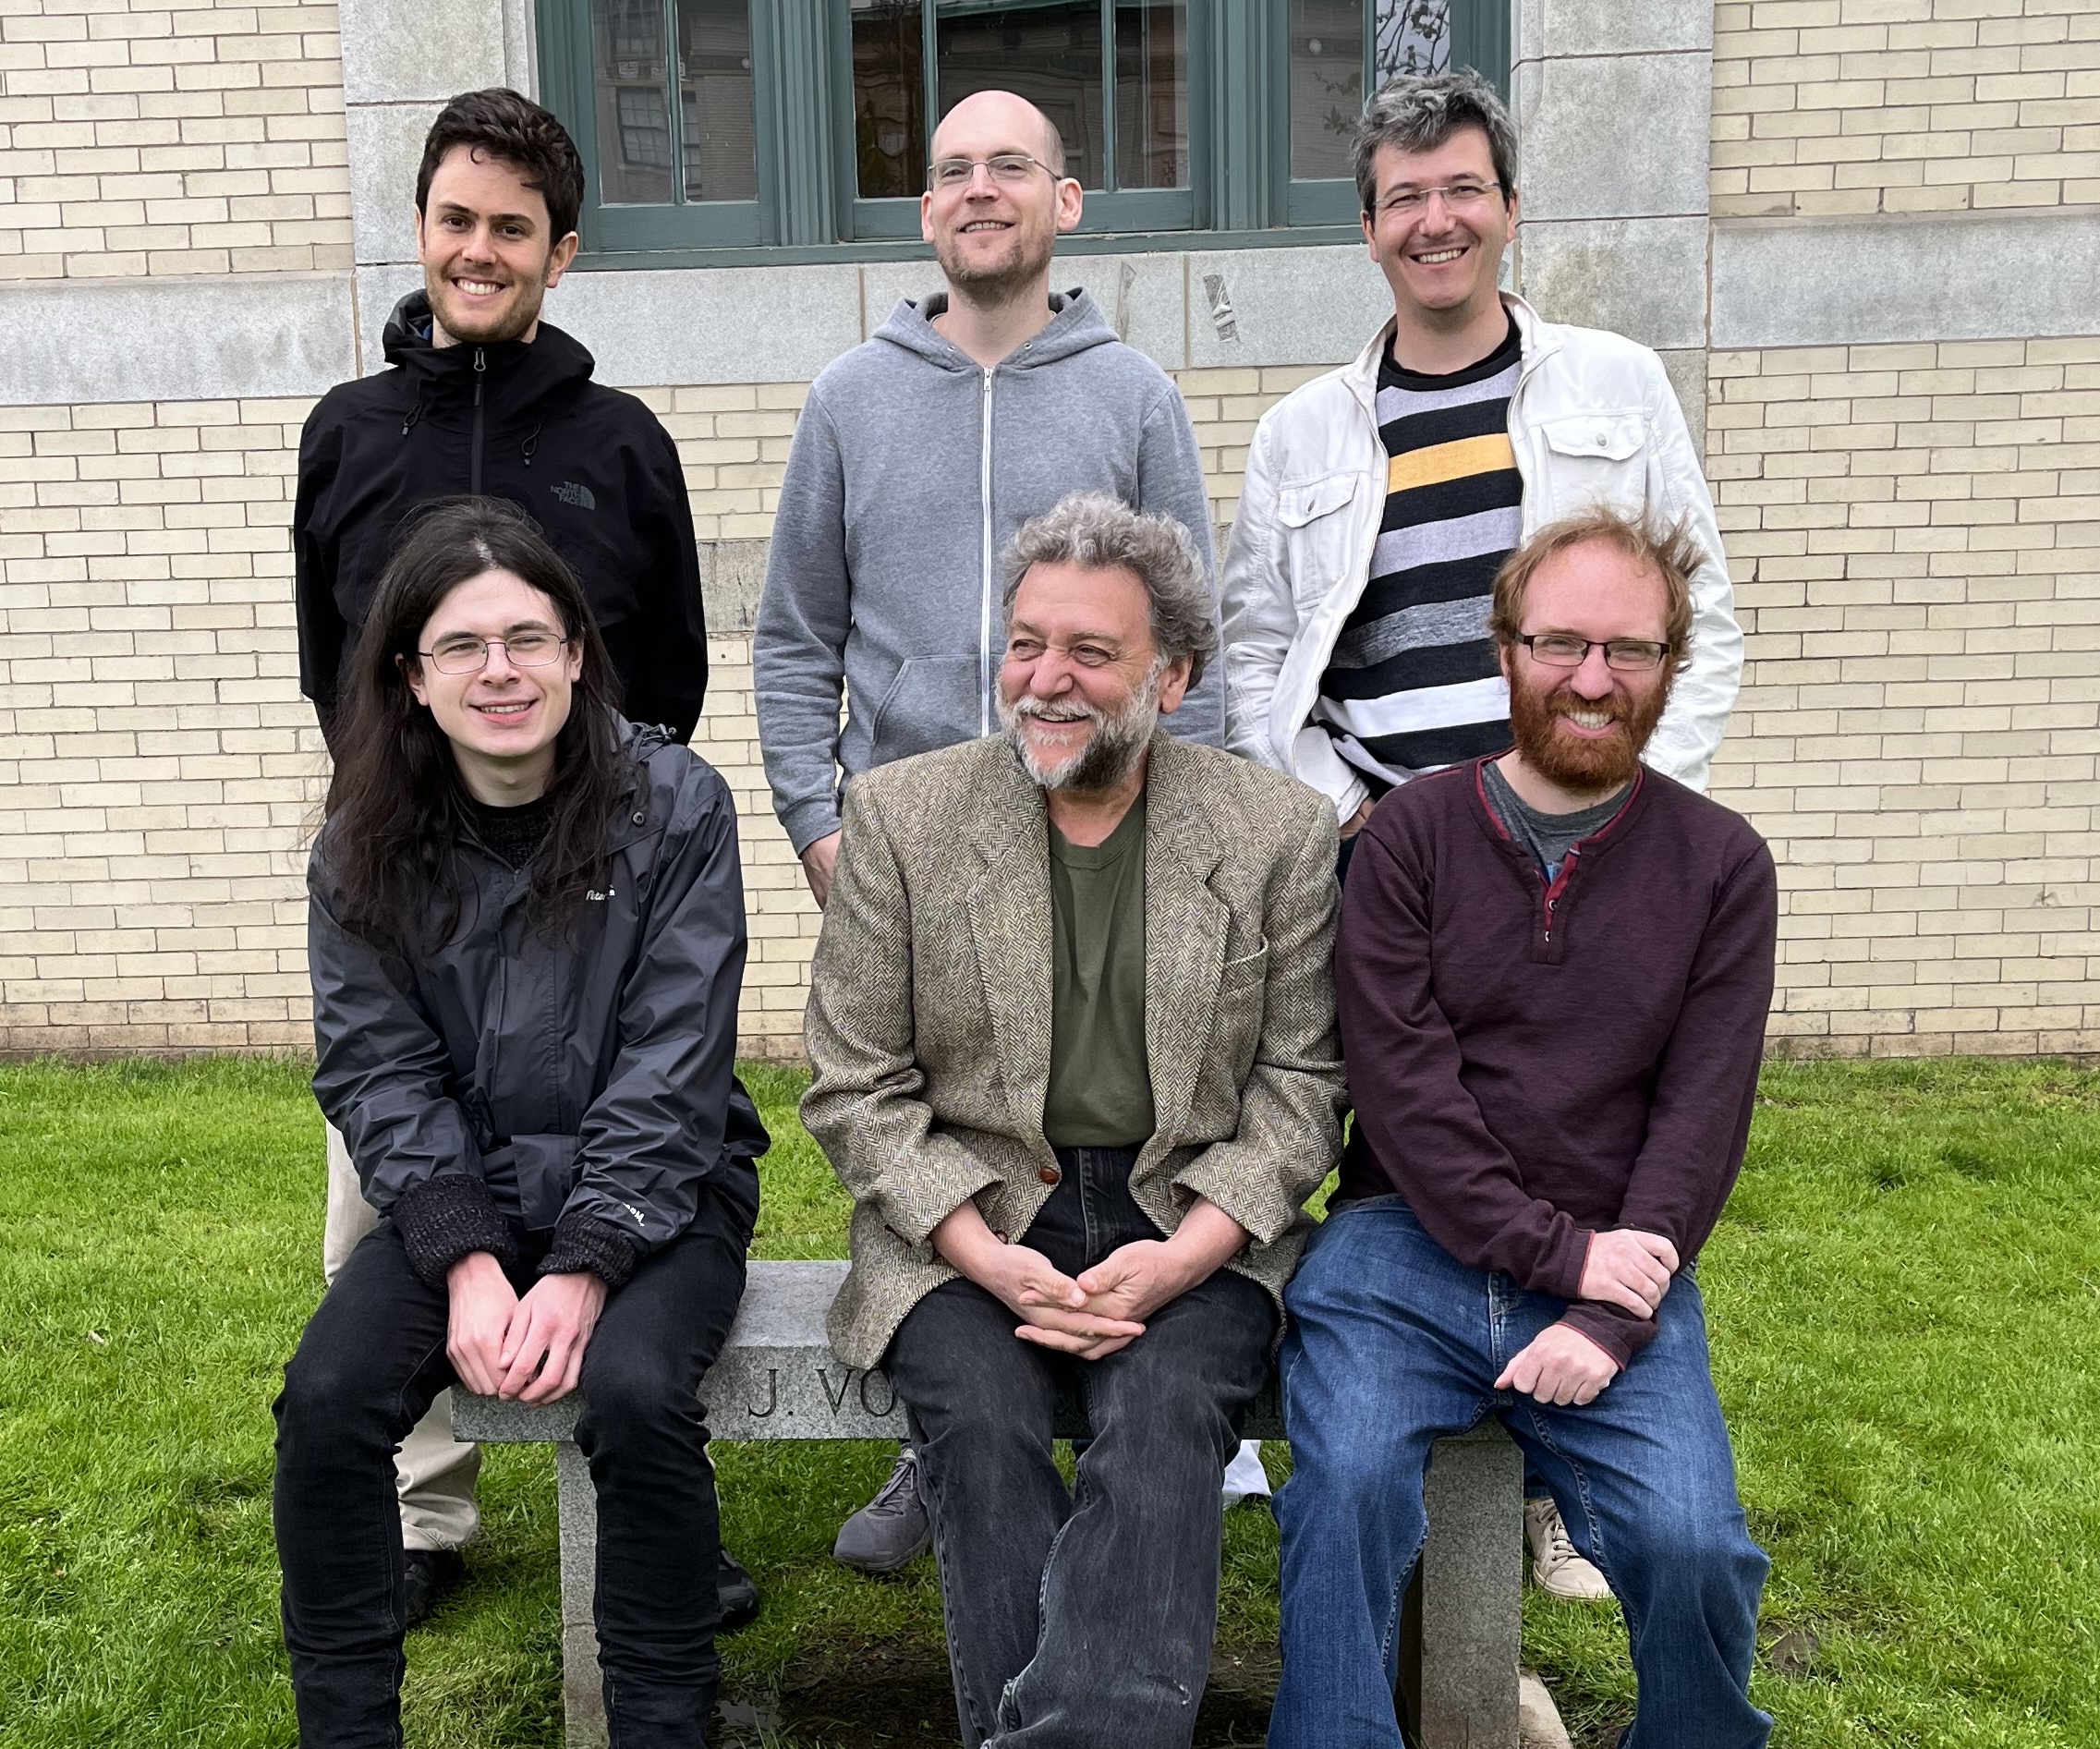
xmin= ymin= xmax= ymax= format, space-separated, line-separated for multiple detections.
xmin=1220 ymin=295 xmax=1741 ymax=818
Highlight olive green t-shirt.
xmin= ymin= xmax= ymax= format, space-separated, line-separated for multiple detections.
xmin=1042 ymin=793 xmax=1155 ymax=1148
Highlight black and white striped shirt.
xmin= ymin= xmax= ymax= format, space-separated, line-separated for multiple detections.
xmin=1313 ymin=318 xmax=1523 ymax=795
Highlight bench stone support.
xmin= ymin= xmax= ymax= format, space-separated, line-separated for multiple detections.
xmin=1401 ymin=1425 xmax=1525 ymax=1748
xmin=455 ymin=1260 xmax=1523 ymax=1749
xmin=554 ymin=1441 xmax=605 ymax=1746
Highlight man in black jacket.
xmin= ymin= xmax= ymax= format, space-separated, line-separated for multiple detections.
xmin=295 ymin=88 xmax=708 ymax=746
xmin=292 ymin=88 xmax=746 ymax=1628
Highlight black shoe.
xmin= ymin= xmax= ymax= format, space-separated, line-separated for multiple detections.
xmin=717 ymin=1547 xmax=760 ymax=1634
xmin=402 ymin=1549 xmax=465 ymax=1629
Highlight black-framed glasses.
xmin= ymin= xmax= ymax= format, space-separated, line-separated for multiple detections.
xmin=418 ymin=632 xmax=569 ymax=674
xmin=1512 ymin=633 xmax=1670 ymax=673
xmin=927 ymin=152 xmax=1062 ymax=190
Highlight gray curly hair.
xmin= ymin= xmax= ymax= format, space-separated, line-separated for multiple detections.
xmin=1353 ymin=68 xmax=1518 ymax=216
xmin=1001 ymin=491 xmax=1218 ymax=687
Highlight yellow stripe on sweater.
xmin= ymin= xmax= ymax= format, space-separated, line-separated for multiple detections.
xmin=1385 ymin=431 xmax=1518 ymax=495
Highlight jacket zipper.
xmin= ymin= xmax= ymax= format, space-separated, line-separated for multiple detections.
xmin=977 ymin=366 xmax=995 ymax=737
xmin=470 ymin=346 xmax=486 ymax=495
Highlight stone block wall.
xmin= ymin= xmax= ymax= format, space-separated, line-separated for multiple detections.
xmin=1712 ymin=0 xmax=2100 ymax=217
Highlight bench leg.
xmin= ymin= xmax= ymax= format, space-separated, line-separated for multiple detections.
xmin=1398 ymin=1427 xmax=1524 ymax=1749
xmin=556 ymin=1441 xmax=608 ymax=1749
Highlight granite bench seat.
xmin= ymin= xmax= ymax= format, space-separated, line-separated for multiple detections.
xmin=455 ymin=1257 xmax=1523 ymax=1748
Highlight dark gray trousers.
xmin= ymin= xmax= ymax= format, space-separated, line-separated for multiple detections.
xmin=883 ymin=1145 xmax=1276 ymax=1749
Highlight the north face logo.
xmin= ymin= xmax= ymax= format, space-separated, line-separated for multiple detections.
xmin=551 ymin=481 xmax=596 ymax=509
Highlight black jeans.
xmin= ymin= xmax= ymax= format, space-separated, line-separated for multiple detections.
xmin=884 ymin=1146 xmax=1277 ymax=1749
xmin=272 ymin=1186 xmax=749 ymax=1748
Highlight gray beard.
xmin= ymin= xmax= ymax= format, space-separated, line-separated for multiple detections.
xmin=1000 ymin=672 xmax=1160 ymax=796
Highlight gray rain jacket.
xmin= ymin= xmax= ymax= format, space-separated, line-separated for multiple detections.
xmin=754 ymin=288 xmax=1224 ymax=855
xmin=309 ymin=717 xmax=766 ymax=1289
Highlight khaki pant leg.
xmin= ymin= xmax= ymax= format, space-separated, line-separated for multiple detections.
xmin=323 ymin=1122 xmax=481 ymax=1551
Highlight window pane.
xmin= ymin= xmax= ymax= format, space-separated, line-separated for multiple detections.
xmin=593 ymin=0 xmax=674 ymax=203
xmin=936 ymin=2 xmax=1104 ymax=191
xmin=1113 ymin=2 xmax=1186 ymax=189
xmin=676 ymin=0 xmax=755 ymax=202
xmin=1289 ymin=0 xmax=1365 ymax=181
xmin=1375 ymin=0 xmax=1449 ymax=83
xmin=851 ymin=0 xmax=926 ymax=199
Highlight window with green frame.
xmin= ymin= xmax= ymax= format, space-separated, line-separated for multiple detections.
xmin=538 ymin=0 xmax=1509 ymax=261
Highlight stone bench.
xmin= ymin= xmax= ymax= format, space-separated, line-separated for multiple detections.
xmin=455 ymin=1257 xmax=1523 ymax=1748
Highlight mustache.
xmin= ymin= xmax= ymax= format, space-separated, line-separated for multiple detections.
xmin=1007 ymin=695 xmax=1101 ymax=725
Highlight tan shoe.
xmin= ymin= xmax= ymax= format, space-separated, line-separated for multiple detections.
xmin=1523 ymin=1496 xmax=1612 ymax=1602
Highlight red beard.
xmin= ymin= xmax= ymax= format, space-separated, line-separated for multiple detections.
xmin=1506 ymin=666 xmax=1672 ymax=792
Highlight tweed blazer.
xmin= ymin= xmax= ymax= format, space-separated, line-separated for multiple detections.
xmin=803 ymin=728 xmax=1348 ymax=1369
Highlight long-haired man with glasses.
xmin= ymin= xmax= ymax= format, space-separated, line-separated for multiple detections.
xmin=1219 ymin=65 xmax=1743 ymax=1600
xmin=1270 ymin=508 xmax=1777 ymax=1749
xmin=755 ymin=88 xmax=1226 ymax=1573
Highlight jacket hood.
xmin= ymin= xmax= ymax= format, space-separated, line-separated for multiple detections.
xmin=381 ymin=288 xmax=599 ymax=403
xmin=871 ymin=286 xmax=1122 ymax=372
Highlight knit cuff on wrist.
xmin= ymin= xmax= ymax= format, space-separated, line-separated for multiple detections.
xmin=394 ymin=1173 xmax=516 ymax=1289
xmin=539 ymin=1212 xmax=643 ymax=1291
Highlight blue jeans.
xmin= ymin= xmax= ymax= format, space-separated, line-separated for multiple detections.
xmin=1271 ymin=1196 xmax=1770 ymax=1749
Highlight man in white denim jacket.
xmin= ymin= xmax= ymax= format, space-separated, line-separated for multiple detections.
xmin=1221 ymin=72 xmax=1740 ymax=839
xmin=1225 ymin=69 xmax=1742 ymax=1611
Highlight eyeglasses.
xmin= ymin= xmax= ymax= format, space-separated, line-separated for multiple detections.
xmin=929 ymin=152 xmax=1060 ymax=189
xmin=1512 ymin=633 xmax=1670 ymax=673
xmin=1373 ymin=179 xmax=1503 ymax=217
xmin=418 ymin=631 xmax=568 ymax=674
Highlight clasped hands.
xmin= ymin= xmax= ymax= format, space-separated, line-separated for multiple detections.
xmin=984 ymin=1238 xmax=1191 ymax=1360
xmin=933 ymin=1196 xmax=1246 ymax=1362
xmin=446 ymin=1251 xmax=608 ymax=1404
xmin=1494 ymin=1228 xmax=1680 ymax=1408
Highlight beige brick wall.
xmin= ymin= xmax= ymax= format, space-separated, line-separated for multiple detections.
xmin=6 ymin=345 xmax=2094 ymax=1061
xmin=1706 ymin=334 xmax=2100 ymax=1056
xmin=1712 ymin=0 xmax=2100 ymax=217
xmin=0 ymin=361 xmax=1338 ymax=1057
xmin=0 ymin=394 xmax=318 ymax=1051
xmin=0 ymin=0 xmax=351 ymax=279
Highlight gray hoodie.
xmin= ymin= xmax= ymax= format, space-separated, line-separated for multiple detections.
xmin=754 ymin=288 xmax=1222 ymax=854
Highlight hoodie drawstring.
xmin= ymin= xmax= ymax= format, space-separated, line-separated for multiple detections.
xmin=400 ymin=380 xmax=425 ymax=438
xmin=521 ymin=420 xmax=542 ymax=468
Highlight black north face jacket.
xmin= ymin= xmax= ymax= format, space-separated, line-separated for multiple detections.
xmin=309 ymin=719 xmax=767 ymax=1290
xmin=295 ymin=291 xmax=709 ymax=744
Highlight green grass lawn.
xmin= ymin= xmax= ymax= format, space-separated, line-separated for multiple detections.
xmin=2 ymin=1055 xmax=2097 ymax=1746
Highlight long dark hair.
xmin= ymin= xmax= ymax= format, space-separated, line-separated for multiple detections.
xmin=322 ymin=497 xmax=625 ymax=953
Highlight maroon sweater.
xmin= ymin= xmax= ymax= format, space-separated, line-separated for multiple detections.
xmin=1335 ymin=758 xmax=1777 ymax=1366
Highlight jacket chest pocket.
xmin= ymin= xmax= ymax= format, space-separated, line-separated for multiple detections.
xmin=1276 ymin=474 xmax=1362 ymax=612
xmin=1536 ymin=413 xmax=1649 ymax=518
xmin=1204 ymin=940 xmax=1269 ymax=1093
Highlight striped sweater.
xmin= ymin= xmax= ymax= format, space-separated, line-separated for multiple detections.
xmin=1311 ymin=317 xmax=1523 ymax=794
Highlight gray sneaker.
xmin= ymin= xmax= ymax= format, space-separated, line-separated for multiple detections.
xmin=832 ymin=1446 xmax=931 ymax=1573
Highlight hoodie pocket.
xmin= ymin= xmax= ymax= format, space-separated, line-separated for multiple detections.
xmin=870 ymin=655 xmax=986 ymax=765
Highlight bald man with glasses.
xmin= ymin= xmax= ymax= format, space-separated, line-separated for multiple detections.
xmin=754 ymin=88 xmax=1236 ymax=1573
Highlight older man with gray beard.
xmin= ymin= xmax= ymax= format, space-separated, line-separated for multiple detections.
xmin=801 ymin=492 xmax=1346 ymax=1749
